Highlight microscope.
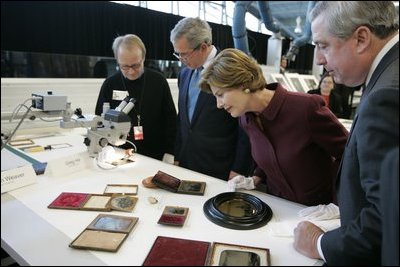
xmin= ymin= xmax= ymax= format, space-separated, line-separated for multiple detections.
xmin=1 ymin=91 xmax=135 ymax=158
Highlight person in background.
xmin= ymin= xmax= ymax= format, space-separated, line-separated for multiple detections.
xmin=95 ymin=34 xmax=177 ymax=162
xmin=293 ymin=2 xmax=399 ymax=265
xmin=279 ymin=56 xmax=288 ymax=74
xmin=170 ymin=17 xmax=253 ymax=180
xmin=199 ymin=48 xmax=349 ymax=206
xmin=307 ymin=72 xmax=345 ymax=118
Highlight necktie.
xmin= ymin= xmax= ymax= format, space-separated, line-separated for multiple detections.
xmin=188 ymin=68 xmax=202 ymax=122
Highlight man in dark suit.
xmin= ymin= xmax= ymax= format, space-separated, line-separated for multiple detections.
xmin=169 ymin=17 xmax=253 ymax=180
xmin=293 ymin=2 xmax=399 ymax=265
xmin=380 ymin=147 xmax=399 ymax=266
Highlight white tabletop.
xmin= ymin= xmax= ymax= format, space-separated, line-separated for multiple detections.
xmin=1 ymin=128 xmax=328 ymax=266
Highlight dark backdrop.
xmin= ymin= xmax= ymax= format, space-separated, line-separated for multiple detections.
xmin=1 ymin=1 xmax=314 ymax=76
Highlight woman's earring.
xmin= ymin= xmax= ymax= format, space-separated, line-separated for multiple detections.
xmin=244 ymin=88 xmax=250 ymax=94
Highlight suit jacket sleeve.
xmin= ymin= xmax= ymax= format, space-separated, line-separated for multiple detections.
xmin=321 ymin=86 xmax=399 ymax=265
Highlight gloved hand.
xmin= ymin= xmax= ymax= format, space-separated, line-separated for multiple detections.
xmin=227 ymin=175 xmax=255 ymax=191
xmin=298 ymin=203 xmax=340 ymax=220
xmin=97 ymin=146 xmax=116 ymax=163
xmin=96 ymin=146 xmax=117 ymax=170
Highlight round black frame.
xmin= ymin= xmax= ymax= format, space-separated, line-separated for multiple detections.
xmin=203 ymin=192 xmax=273 ymax=230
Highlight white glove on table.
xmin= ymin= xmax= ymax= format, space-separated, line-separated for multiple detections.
xmin=298 ymin=203 xmax=340 ymax=220
xmin=227 ymin=175 xmax=255 ymax=191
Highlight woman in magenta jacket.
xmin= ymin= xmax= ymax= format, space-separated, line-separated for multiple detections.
xmin=199 ymin=48 xmax=349 ymax=206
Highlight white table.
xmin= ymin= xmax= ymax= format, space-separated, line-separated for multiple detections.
xmin=1 ymin=128 xmax=326 ymax=266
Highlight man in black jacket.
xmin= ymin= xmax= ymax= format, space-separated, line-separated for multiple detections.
xmin=95 ymin=34 xmax=176 ymax=161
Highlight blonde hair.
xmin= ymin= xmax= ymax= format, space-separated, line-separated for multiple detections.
xmin=199 ymin=48 xmax=266 ymax=94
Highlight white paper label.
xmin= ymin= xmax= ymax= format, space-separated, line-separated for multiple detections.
xmin=46 ymin=152 xmax=88 ymax=177
xmin=1 ymin=164 xmax=37 ymax=193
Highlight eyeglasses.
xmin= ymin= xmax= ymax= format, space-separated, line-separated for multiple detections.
xmin=118 ymin=60 xmax=143 ymax=71
xmin=173 ymin=43 xmax=202 ymax=60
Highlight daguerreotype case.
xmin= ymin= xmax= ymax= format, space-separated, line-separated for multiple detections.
xmin=48 ymin=192 xmax=138 ymax=212
xmin=157 ymin=206 xmax=189 ymax=226
xmin=142 ymin=236 xmax=210 ymax=266
xmin=151 ymin=170 xmax=206 ymax=196
xmin=208 ymin=242 xmax=270 ymax=266
xmin=69 ymin=214 xmax=138 ymax=252
xmin=103 ymin=184 xmax=138 ymax=195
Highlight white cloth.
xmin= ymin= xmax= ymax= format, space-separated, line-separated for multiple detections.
xmin=96 ymin=146 xmax=117 ymax=170
xmin=298 ymin=203 xmax=340 ymax=220
xmin=227 ymin=175 xmax=255 ymax=191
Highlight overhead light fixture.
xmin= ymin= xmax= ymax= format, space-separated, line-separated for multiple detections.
xmin=294 ymin=16 xmax=302 ymax=34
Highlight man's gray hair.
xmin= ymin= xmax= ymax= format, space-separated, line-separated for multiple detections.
xmin=170 ymin=17 xmax=212 ymax=48
xmin=310 ymin=1 xmax=399 ymax=39
xmin=112 ymin=34 xmax=146 ymax=59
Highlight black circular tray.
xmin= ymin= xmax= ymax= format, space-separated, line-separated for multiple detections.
xmin=203 ymin=192 xmax=273 ymax=230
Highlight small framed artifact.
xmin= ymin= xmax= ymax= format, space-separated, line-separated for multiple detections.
xmin=157 ymin=206 xmax=189 ymax=226
xmin=48 ymin=192 xmax=137 ymax=212
xmin=70 ymin=214 xmax=138 ymax=252
xmin=203 ymin=192 xmax=273 ymax=230
xmin=104 ymin=184 xmax=138 ymax=195
xmin=109 ymin=195 xmax=138 ymax=212
xmin=178 ymin=180 xmax=206 ymax=196
xmin=142 ymin=236 xmax=210 ymax=266
xmin=208 ymin=242 xmax=270 ymax=266
xmin=151 ymin=170 xmax=206 ymax=196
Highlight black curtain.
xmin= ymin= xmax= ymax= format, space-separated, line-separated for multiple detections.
xmin=1 ymin=1 xmax=311 ymax=68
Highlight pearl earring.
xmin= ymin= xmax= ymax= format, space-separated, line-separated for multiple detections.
xmin=244 ymin=88 xmax=250 ymax=94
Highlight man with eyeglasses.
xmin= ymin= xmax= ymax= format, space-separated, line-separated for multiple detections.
xmin=170 ymin=17 xmax=253 ymax=181
xmin=95 ymin=34 xmax=177 ymax=162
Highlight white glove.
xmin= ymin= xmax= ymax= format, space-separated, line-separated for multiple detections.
xmin=97 ymin=146 xmax=116 ymax=163
xmin=298 ymin=203 xmax=340 ymax=220
xmin=227 ymin=175 xmax=255 ymax=191
xmin=96 ymin=146 xmax=117 ymax=170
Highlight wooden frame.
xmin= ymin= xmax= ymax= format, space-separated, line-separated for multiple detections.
xmin=284 ymin=73 xmax=308 ymax=93
xmin=269 ymin=73 xmax=294 ymax=92
xmin=208 ymin=242 xmax=270 ymax=266
xmin=298 ymin=74 xmax=319 ymax=91
xmin=70 ymin=214 xmax=138 ymax=252
xmin=104 ymin=184 xmax=138 ymax=195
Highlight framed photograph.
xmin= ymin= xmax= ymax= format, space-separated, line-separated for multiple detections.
xmin=284 ymin=73 xmax=308 ymax=93
xmin=298 ymin=74 xmax=319 ymax=91
xmin=208 ymin=242 xmax=271 ymax=266
xmin=104 ymin=184 xmax=138 ymax=195
xmin=86 ymin=214 xmax=138 ymax=233
xmin=109 ymin=195 xmax=138 ymax=212
xmin=269 ymin=73 xmax=294 ymax=92
xmin=70 ymin=214 xmax=138 ymax=252
xmin=158 ymin=206 xmax=189 ymax=226
xmin=178 ymin=180 xmax=206 ymax=196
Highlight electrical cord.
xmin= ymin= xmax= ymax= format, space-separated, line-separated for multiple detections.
xmin=1 ymin=105 xmax=34 ymax=150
